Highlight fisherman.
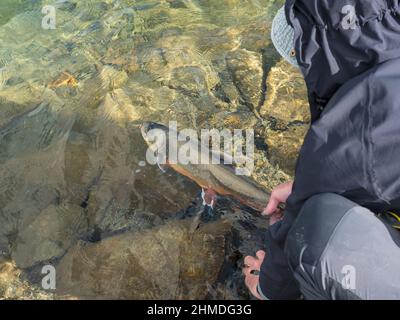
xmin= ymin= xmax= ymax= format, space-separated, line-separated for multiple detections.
xmin=243 ymin=0 xmax=400 ymax=300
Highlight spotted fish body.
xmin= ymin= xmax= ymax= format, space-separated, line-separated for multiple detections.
xmin=141 ymin=122 xmax=270 ymax=212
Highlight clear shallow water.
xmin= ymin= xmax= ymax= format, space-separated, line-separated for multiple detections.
xmin=0 ymin=0 xmax=309 ymax=299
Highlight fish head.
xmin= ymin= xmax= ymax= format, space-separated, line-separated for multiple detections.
xmin=141 ymin=122 xmax=168 ymax=144
xmin=140 ymin=121 xmax=171 ymax=164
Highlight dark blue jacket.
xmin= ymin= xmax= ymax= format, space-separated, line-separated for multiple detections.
xmin=260 ymin=0 xmax=400 ymax=299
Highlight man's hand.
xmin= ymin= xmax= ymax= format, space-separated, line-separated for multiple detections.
xmin=262 ymin=181 xmax=293 ymax=224
xmin=243 ymin=250 xmax=266 ymax=300
xmin=244 ymin=183 xmax=293 ymax=299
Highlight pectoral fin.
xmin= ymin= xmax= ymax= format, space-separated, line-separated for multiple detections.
xmin=157 ymin=161 xmax=168 ymax=173
xmin=201 ymin=188 xmax=218 ymax=209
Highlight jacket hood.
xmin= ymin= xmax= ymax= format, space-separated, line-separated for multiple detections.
xmin=285 ymin=0 xmax=400 ymax=121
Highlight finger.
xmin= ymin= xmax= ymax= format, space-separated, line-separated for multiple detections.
xmin=244 ymin=273 xmax=258 ymax=288
xmin=256 ymin=250 xmax=266 ymax=261
xmin=244 ymin=274 xmax=262 ymax=299
xmin=242 ymin=266 xmax=252 ymax=277
xmin=263 ymin=197 xmax=281 ymax=216
xmin=244 ymin=255 xmax=257 ymax=268
xmin=269 ymin=211 xmax=283 ymax=226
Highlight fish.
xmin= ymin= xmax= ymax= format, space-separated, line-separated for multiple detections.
xmin=141 ymin=122 xmax=271 ymax=212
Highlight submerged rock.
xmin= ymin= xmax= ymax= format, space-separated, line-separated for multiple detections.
xmin=207 ymin=110 xmax=258 ymax=131
xmin=135 ymin=43 xmax=219 ymax=91
xmin=54 ymin=0 xmax=78 ymax=12
xmin=100 ymin=66 xmax=128 ymax=90
xmin=261 ymin=60 xmax=309 ymax=175
xmin=12 ymin=203 xmax=87 ymax=269
xmin=0 ymin=104 xmax=75 ymax=258
xmin=264 ymin=124 xmax=309 ymax=176
xmin=189 ymin=25 xmax=241 ymax=60
xmin=125 ymin=82 xmax=176 ymax=114
xmin=168 ymin=66 xmax=210 ymax=96
xmin=0 ymin=261 xmax=54 ymax=300
xmin=56 ymin=219 xmax=230 ymax=299
xmin=261 ymin=61 xmax=309 ymax=123
xmin=226 ymin=49 xmax=264 ymax=118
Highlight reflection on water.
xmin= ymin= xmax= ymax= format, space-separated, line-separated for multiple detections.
xmin=0 ymin=0 xmax=309 ymax=299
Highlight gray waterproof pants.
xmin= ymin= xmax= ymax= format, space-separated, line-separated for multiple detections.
xmin=286 ymin=193 xmax=400 ymax=300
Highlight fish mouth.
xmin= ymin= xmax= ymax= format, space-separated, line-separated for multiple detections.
xmin=140 ymin=121 xmax=152 ymax=139
xmin=141 ymin=122 xmax=170 ymax=145
xmin=141 ymin=122 xmax=168 ymax=137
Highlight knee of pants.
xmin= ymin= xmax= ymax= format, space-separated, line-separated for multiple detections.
xmin=284 ymin=194 xmax=400 ymax=300
xmin=285 ymin=193 xmax=358 ymax=269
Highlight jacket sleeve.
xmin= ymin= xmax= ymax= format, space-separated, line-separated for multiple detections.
xmin=258 ymin=215 xmax=301 ymax=300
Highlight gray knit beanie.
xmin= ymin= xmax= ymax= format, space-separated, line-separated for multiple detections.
xmin=271 ymin=7 xmax=298 ymax=67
